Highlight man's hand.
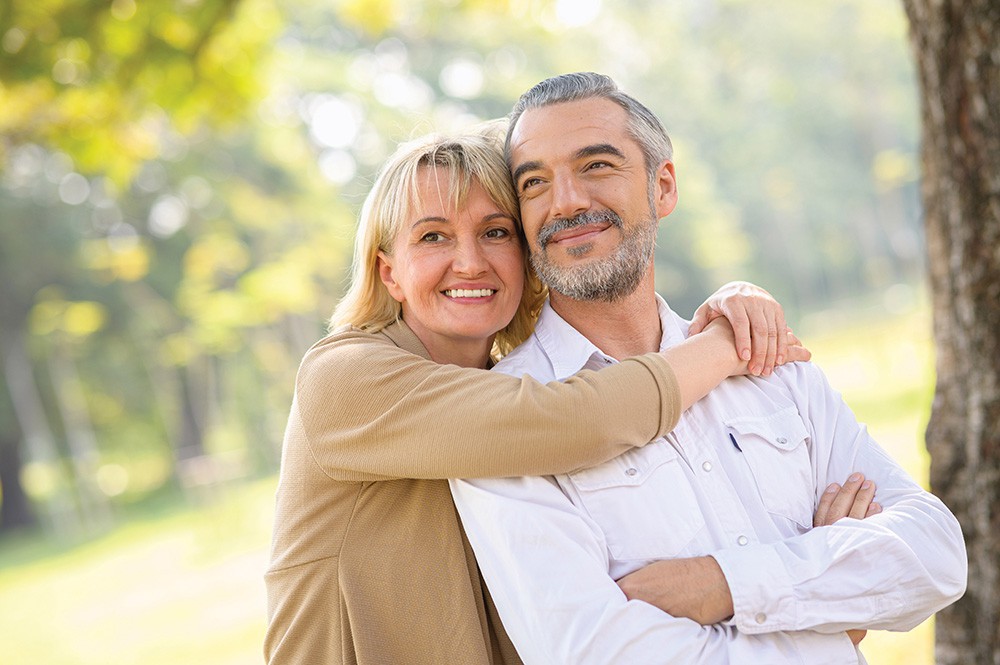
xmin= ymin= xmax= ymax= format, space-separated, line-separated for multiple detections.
xmin=689 ymin=281 xmax=787 ymax=376
xmin=814 ymin=472 xmax=881 ymax=647
xmin=616 ymin=556 xmax=734 ymax=625
xmin=814 ymin=472 xmax=881 ymax=527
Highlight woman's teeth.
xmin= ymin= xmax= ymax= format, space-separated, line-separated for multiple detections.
xmin=445 ymin=289 xmax=495 ymax=298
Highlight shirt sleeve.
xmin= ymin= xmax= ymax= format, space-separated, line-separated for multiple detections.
xmin=713 ymin=362 xmax=967 ymax=635
xmin=449 ymin=475 xmax=860 ymax=665
xmin=295 ymin=328 xmax=681 ymax=481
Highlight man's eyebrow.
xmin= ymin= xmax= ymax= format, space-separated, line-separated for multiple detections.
xmin=575 ymin=143 xmax=626 ymax=161
xmin=511 ymin=144 xmax=627 ymax=186
xmin=511 ymin=160 xmax=543 ymax=187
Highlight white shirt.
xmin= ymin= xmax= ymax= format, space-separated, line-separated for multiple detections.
xmin=450 ymin=296 xmax=966 ymax=665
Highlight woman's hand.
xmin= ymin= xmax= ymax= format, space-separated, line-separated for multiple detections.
xmin=701 ymin=318 xmax=811 ymax=378
xmin=813 ymin=472 xmax=882 ymax=647
xmin=689 ymin=281 xmax=789 ymax=376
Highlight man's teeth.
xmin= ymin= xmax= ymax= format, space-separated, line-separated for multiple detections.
xmin=445 ymin=289 xmax=495 ymax=298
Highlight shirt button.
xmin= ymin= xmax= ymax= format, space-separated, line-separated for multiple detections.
xmin=625 ymin=467 xmax=638 ymax=477
xmin=737 ymin=535 xmax=749 ymax=546
xmin=701 ymin=461 xmax=713 ymax=472
xmin=755 ymin=612 xmax=767 ymax=624
xmin=776 ymin=437 xmax=788 ymax=444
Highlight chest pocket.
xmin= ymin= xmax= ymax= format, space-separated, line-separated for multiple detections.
xmin=726 ymin=407 xmax=814 ymax=530
xmin=564 ymin=444 xmax=704 ymax=561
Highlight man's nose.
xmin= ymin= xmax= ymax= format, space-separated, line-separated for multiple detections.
xmin=549 ymin=172 xmax=590 ymax=220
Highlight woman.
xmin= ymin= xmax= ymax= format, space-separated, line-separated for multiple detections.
xmin=264 ymin=125 xmax=810 ymax=664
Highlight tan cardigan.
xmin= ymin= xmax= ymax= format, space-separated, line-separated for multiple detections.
xmin=264 ymin=321 xmax=681 ymax=665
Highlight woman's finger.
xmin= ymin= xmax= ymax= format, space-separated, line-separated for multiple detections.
xmin=720 ymin=303 xmax=753 ymax=363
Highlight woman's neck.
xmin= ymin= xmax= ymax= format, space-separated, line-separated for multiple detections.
xmin=414 ymin=331 xmax=494 ymax=369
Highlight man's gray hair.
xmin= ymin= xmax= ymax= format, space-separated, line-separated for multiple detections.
xmin=504 ymin=72 xmax=673 ymax=177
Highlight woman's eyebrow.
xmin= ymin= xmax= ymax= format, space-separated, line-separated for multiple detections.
xmin=412 ymin=216 xmax=448 ymax=227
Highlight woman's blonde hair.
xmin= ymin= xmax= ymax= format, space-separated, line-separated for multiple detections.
xmin=330 ymin=121 xmax=546 ymax=356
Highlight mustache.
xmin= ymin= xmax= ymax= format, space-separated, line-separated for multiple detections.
xmin=536 ymin=210 xmax=624 ymax=249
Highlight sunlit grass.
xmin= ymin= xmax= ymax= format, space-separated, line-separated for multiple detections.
xmin=0 ymin=478 xmax=276 ymax=665
xmin=0 ymin=303 xmax=941 ymax=664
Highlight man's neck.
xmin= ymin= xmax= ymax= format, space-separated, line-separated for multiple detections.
xmin=549 ymin=276 xmax=662 ymax=361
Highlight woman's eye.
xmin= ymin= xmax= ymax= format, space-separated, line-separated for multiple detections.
xmin=420 ymin=232 xmax=443 ymax=242
xmin=484 ymin=227 xmax=510 ymax=239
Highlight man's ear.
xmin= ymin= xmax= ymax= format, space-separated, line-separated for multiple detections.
xmin=377 ymin=251 xmax=405 ymax=303
xmin=652 ymin=159 xmax=678 ymax=219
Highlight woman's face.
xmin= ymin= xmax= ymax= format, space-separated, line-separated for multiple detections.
xmin=377 ymin=167 xmax=526 ymax=366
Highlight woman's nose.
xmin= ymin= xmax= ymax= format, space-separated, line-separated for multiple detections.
xmin=452 ymin=238 xmax=489 ymax=277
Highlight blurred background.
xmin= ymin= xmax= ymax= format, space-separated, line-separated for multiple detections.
xmin=0 ymin=0 xmax=934 ymax=663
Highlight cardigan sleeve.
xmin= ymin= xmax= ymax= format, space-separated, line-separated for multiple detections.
xmin=292 ymin=327 xmax=681 ymax=481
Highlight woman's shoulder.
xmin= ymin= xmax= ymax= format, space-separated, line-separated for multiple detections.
xmin=303 ymin=325 xmax=394 ymax=368
xmin=309 ymin=322 xmax=427 ymax=358
xmin=297 ymin=322 xmax=429 ymax=387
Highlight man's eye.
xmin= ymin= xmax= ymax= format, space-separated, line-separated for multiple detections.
xmin=520 ymin=177 xmax=542 ymax=191
xmin=586 ymin=161 xmax=611 ymax=171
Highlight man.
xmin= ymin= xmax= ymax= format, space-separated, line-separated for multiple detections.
xmin=450 ymin=72 xmax=966 ymax=664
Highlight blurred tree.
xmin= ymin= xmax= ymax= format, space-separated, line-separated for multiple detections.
xmin=0 ymin=0 xmax=273 ymax=183
xmin=902 ymin=0 xmax=1000 ymax=662
xmin=0 ymin=0 xmax=283 ymax=532
xmin=0 ymin=0 xmax=929 ymax=535
xmin=0 ymin=369 xmax=34 ymax=530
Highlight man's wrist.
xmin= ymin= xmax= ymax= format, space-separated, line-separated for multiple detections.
xmin=698 ymin=555 xmax=735 ymax=623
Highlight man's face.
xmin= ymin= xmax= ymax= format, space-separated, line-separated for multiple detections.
xmin=508 ymin=97 xmax=677 ymax=301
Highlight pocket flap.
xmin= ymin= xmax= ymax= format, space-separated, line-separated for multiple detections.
xmin=725 ymin=406 xmax=809 ymax=451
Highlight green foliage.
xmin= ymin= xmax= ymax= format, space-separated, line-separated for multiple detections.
xmin=0 ymin=0 xmax=280 ymax=183
xmin=0 ymin=0 xmax=926 ymax=534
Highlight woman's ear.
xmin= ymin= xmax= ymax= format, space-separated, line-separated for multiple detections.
xmin=377 ymin=251 xmax=405 ymax=303
xmin=653 ymin=159 xmax=678 ymax=219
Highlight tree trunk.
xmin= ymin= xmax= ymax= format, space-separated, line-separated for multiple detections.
xmin=0 ymin=428 xmax=35 ymax=532
xmin=901 ymin=2 xmax=1000 ymax=663
xmin=0 ymin=328 xmax=76 ymax=536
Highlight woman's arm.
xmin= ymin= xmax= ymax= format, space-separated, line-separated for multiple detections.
xmin=294 ymin=328 xmax=682 ymax=482
xmin=295 ymin=318 xmax=807 ymax=483
xmin=667 ymin=317 xmax=809 ymax=412
xmin=296 ymin=285 xmax=809 ymax=482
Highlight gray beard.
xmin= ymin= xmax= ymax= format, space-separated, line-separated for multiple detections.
xmin=531 ymin=209 xmax=657 ymax=302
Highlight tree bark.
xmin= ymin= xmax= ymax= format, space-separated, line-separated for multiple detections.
xmin=902 ymin=1 xmax=1000 ymax=663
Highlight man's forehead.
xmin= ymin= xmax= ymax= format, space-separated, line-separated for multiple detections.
xmin=510 ymin=97 xmax=632 ymax=164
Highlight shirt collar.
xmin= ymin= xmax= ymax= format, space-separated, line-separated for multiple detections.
xmin=533 ymin=294 xmax=689 ymax=380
